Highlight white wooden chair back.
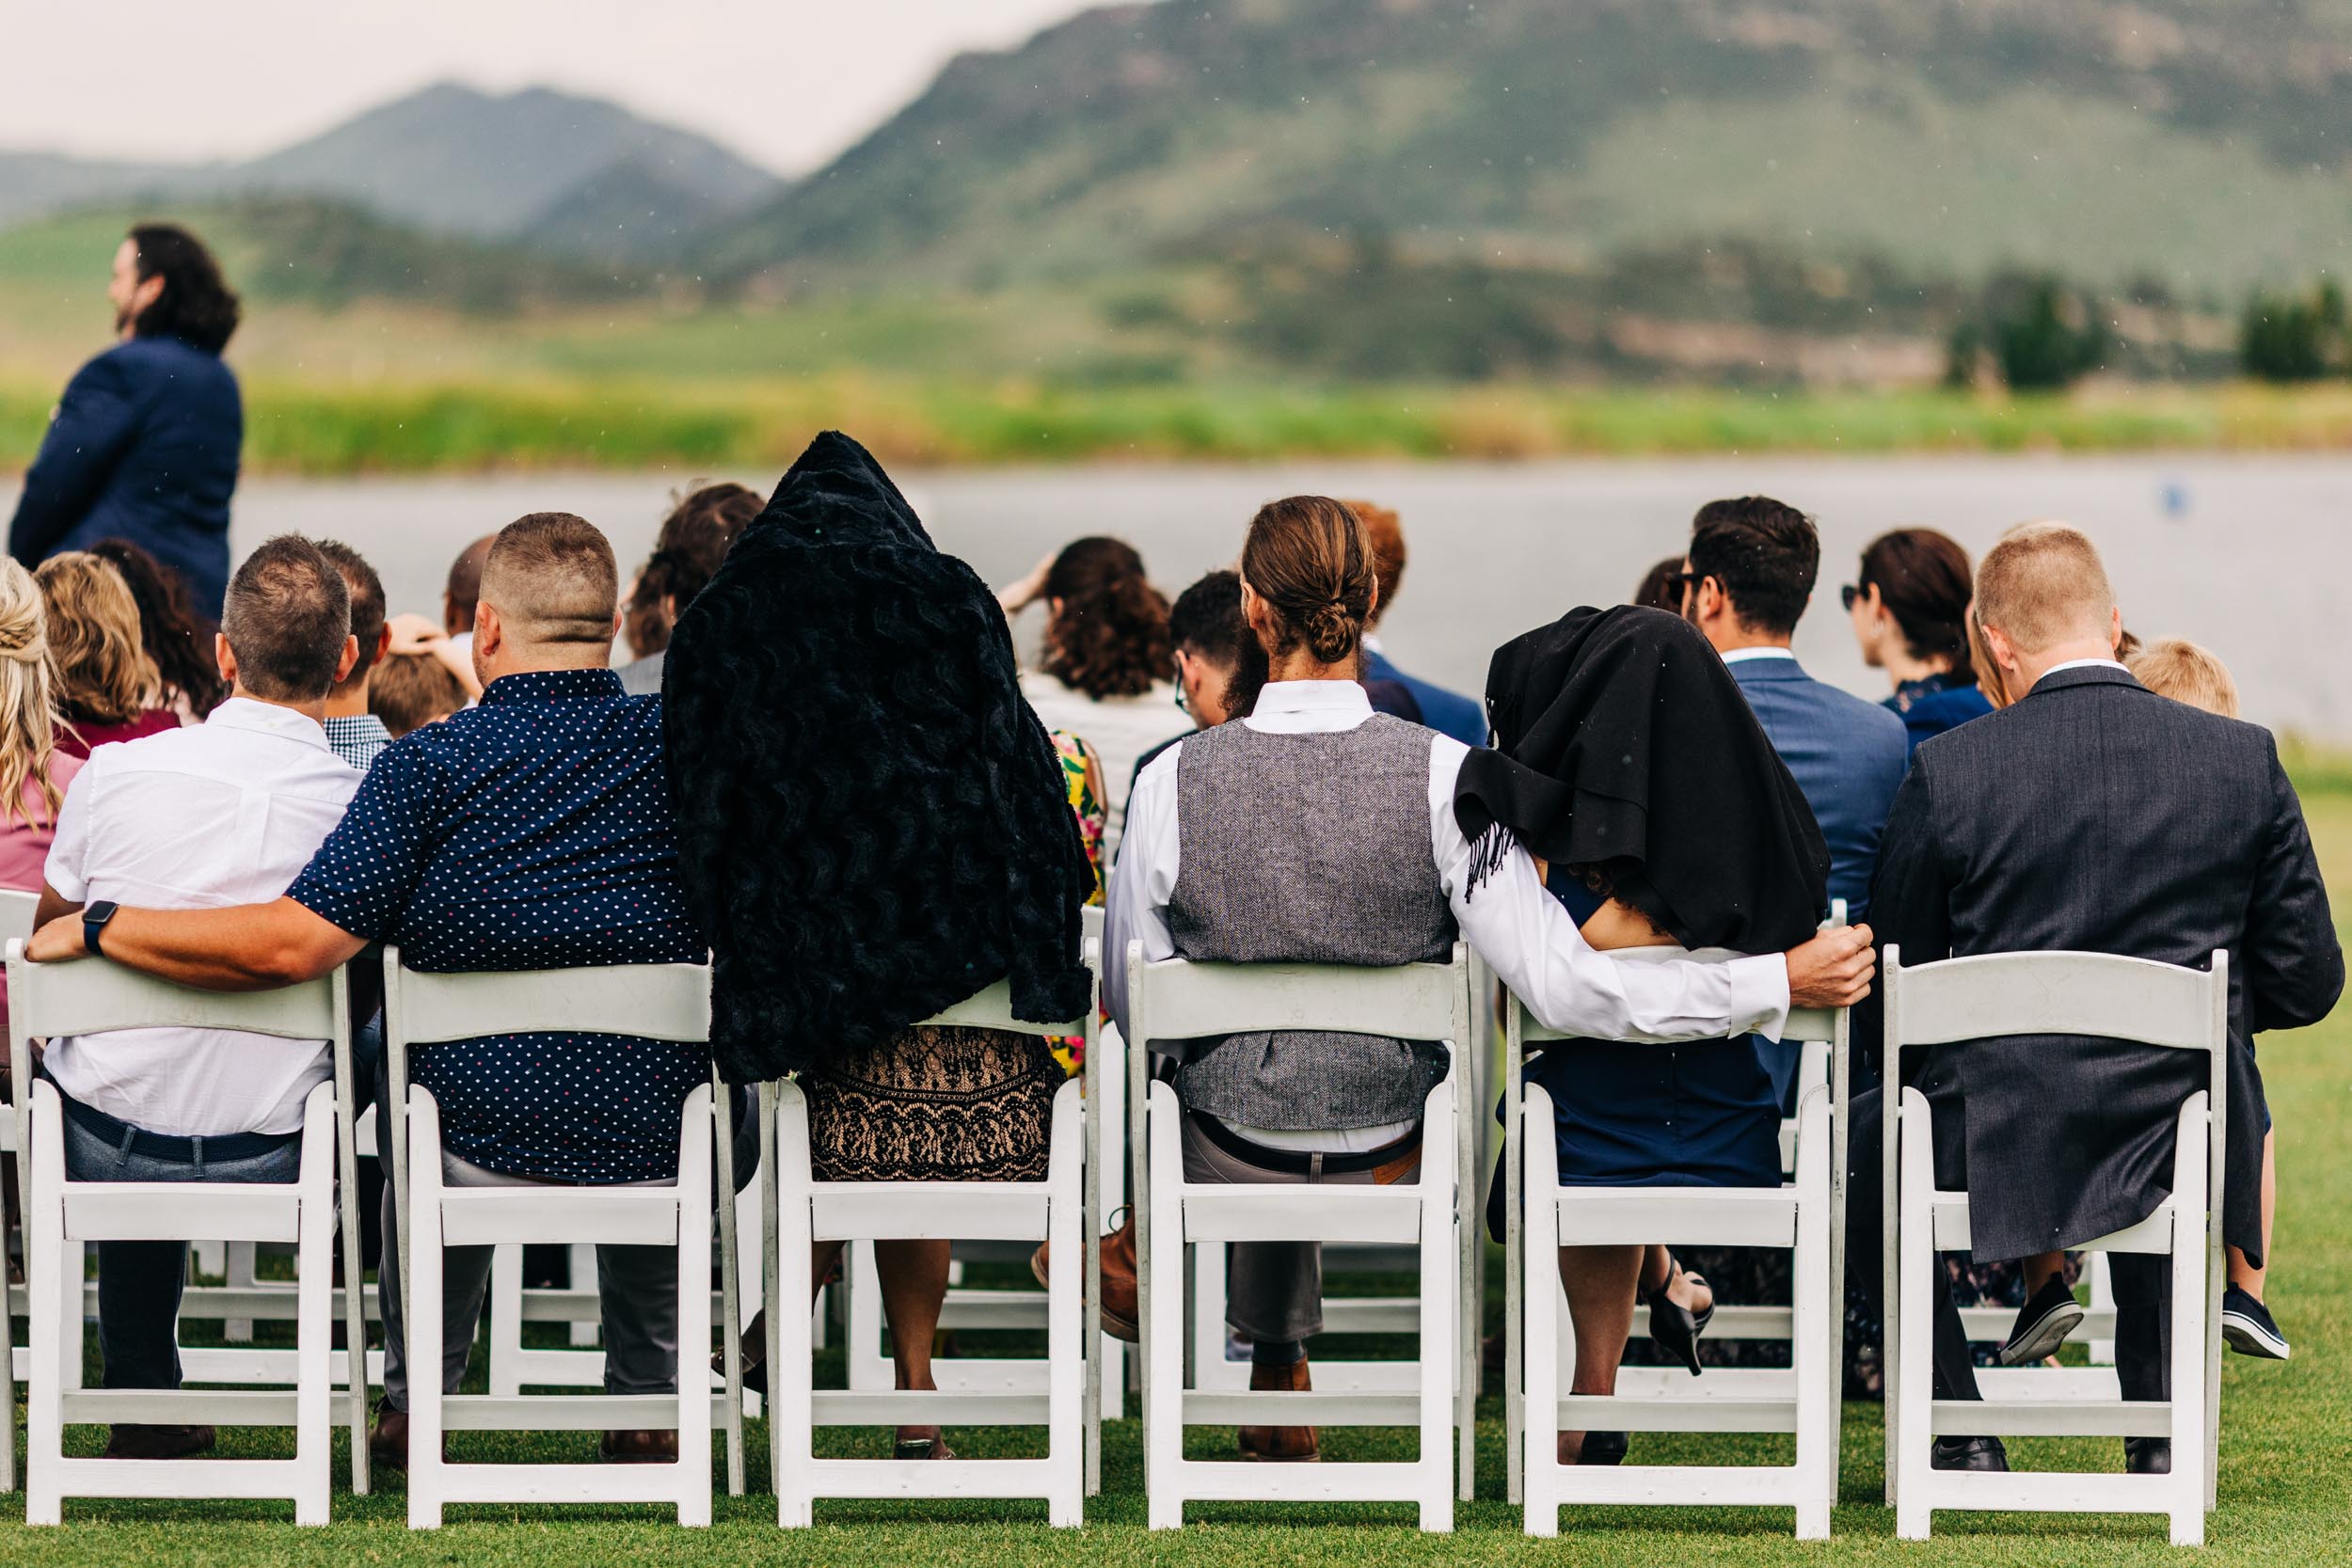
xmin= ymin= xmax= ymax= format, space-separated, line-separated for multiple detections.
xmin=1127 ymin=941 xmax=1474 ymax=1531
xmin=1880 ymin=944 xmax=2229 ymax=1544
xmin=768 ymin=944 xmax=1099 ymax=1528
xmin=1502 ymin=976 xmax=1849 ymax=1535
xmin=380 ymin=948 xmax=719 ymax=1528
xmin=5 ymin=941 xmax=367 ymax=1517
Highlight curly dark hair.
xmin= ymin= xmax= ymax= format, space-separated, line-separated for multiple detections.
xmin=628 ymin=482 xmax=762 ymax=658
xmin=126 ymin=224 xmax=240 ymax=355
xmin=1041 ymin=536 xmax=1171 ymax=700
xmin=87 ymin=537 xmax=227 ymax=716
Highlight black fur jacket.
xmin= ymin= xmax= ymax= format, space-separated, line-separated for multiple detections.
xmin=661 ymin=432 xmax=1095 ymax=1083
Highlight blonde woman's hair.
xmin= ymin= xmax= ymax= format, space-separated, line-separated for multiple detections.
xmin=2128 ymin=638 xmax=2240 ymax=720
xmin=37 ymin=553 xmax=157 ymax=730
xmin=0 ymin=559 xmax=66 ymax=829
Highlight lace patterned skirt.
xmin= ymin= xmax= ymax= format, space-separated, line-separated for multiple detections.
xmin=802 ymin=1025 xmax=1057 ymax=1183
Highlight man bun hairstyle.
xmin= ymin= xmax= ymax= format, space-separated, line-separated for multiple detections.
xmin=1688 ymin=495 xmax=1820 ymax=638
xmin=482 ymin=512 xmax=619 ymax=645
xmin=1242 ymin=496 xmax=1378 ymax=666
xmin=221 ymin=535 xmax=352 ymax=702
xmin=1041 ymin=536 xmax=1173 ymax=700
xmin=1973 ymin=521 xmax=2115 ymax=656
xmin=1860 ymin=527 xmax=1977 ymax=683
xmin=127 ymin=223 xmax=240 ymax=355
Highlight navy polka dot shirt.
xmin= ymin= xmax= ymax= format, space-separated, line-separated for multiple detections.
xmin=290 ymin=668 xmax=706 ymax=1182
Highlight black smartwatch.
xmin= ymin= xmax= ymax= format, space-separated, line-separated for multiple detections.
xmin=82 ymin=900 xmax=119 ymax=958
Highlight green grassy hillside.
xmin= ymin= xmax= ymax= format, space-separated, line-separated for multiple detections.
xmin=708 ymin=0 xmax=2352 ymax=296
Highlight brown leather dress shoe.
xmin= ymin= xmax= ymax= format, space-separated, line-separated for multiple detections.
xmin=1237 ymin=1354 xmax=1319 ymax=1462
xmin=602 ymin=1429 xmax=679 ymax=1463
xmin=103 ymin=1423 xmax=215 ymax=1460
xmin=1032 ymin=1210 xmax=1139 ymax=1343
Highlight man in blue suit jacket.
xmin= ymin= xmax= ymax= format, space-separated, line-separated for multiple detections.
xmin=10 ymin=225 xmax=243 ymax=619
xmin=1349 ymin=498 xmax=1486 ymax=747
xmin=1680 ymin=496 xmax=1910 ymax=1101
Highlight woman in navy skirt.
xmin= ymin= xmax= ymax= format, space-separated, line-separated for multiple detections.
xmin=1458 ymin=606 xmax=1830 ymax=1465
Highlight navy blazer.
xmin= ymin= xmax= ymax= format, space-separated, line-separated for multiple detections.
xmin=1727 ymin=653 xmax=1909 ymax=921
xmin=1364 ymin=645 xmax=1485 ymax=748
xmin=9 ymin=336 xmax=242 ymax=618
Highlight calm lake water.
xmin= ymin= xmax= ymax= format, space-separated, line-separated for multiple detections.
xmin=5 ymin=452 xmax=2340 ymax=736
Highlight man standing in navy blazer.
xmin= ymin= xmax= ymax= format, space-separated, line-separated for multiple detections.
xmin=1347 ymin=499 xmax=1486 ymax=747
xmin=1678 ymin=496 xmax=1910 ymax=1100
xmin=10 ymin=224 xmax=243 ymax=620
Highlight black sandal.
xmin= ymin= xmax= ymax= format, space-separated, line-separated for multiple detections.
xmin=1576 ymin=1430 xmax=1628 ymax=1465
xmin=1645 ymin=1253 xmax=1713 ymax=1377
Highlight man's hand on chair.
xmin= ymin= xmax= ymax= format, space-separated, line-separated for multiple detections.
xmin=25 ymin=914 xmax=88 ymax=965
xmin=1785 ymin=923 xmax=1874 ymax=1009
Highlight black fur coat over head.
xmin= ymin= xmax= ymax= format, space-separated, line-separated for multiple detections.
xmin=661 ymin=431 xmax=1094 ymax=1083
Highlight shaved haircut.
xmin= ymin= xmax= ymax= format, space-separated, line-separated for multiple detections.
xmin=481 ymin=513 xmax=619 ymax=646
xmin=1974 ymin=521 xmax=2115 ymax=655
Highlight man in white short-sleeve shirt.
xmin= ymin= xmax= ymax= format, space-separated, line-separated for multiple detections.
xmin=32 ymin=535 xmax=357 ymax=1458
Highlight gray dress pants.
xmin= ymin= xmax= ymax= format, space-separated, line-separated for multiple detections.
xmin=1179 ymin=1111 xmax=1422 ymax=1344
xmin=376 ymin=1151 xmax=678 ymax=1411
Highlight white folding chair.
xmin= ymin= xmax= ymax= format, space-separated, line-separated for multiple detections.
xmin=382 ymin=949 xmax=717 ymax=1528
xmin=1182 ymin=942 xmax=1485 ymax=1501
xmin=1883 ymin=946 xmax=2227 ymax=1545
xmin=1131 ymin=942 xmax=1471 ymax=1532
xmin=8 ymin=942 xmax=370 ymax=1523
xmin=768 ymin=944 xmax=1098 ymax=1528
xmin=482 ymin=1075 xmax=762 ymax=1497
xmin=1502 ymin=986 xmax=1846 ymax=1537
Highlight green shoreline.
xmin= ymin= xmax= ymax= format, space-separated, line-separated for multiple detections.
xmin=10 ymin=377 xmax=2352 ymax=476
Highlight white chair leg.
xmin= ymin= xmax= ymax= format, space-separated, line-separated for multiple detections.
xmin=1520 ymin=1085 xmax=1559 ymax=1539
xmin=25 ymin=1089 xmax=66 ymax=1528
xmin=486 ymin=1246 xmax=524 ymax=1398
xmin=674 ymin=1090 xmax=713 ymax=1529
xmin=407 ymin=1093 xmax=446 ymax=1531
xmin=1417 ymin=1081 xmax=1456 ymax=1534
xmin=567 ymin=1243 xmax=599 ymax=1348
xmin=773 ymin=1084 xmax=814 ymax=1529
xmin=1046 ymin=1079 xmax=1084 ymax=1528
xmin=1792 ymin=1088 xmax=1833 ymax=1541
xmin=1143 ymin=1083 xmax=1184 ymax=1531
xmin=760 ymin=1084 xmax=786 ymax=1503
xmin=1895 ymin=1089 xmax=1934 ymax=1542
xmin=2169 ymin=1101 xmax=2210 ymax=1548
xmin=294 ymin=1094 xmax=335 ymax=1527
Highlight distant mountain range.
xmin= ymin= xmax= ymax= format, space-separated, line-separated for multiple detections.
xmin=705 ymin=0 xmax=2352 ymax=296
xmin=0 ymin=82 xmax=783 ymax=261
xmin=6 ymin=3 xmax=2352 ymax=387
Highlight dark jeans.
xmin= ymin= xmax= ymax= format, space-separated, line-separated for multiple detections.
xmin=58 ymin=1101 xmax=305 ymax=1392
xmin=1844 ymin=1085 xmax=2173 ymax=1410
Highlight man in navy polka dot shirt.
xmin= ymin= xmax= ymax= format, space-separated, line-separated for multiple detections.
xmin=28 ymin=511 xmax=721 ymax=1467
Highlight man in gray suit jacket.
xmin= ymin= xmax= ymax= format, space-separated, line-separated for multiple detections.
xmin=1847 ymin=523 xmax=2342 ymax=1476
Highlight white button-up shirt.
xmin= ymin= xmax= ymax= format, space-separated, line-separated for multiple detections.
xmin=1105 ymin=681 xmax=1791 ymax=1142
xmin=43 ymin=699 xmax=360 ymax=1136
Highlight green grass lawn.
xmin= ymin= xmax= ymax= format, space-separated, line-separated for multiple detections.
xmin=0 ymin=795 xmax=2346 ymax=1562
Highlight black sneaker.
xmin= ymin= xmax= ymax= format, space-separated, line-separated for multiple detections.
xmin=1994 ymin=1274 xmax=2086 ymax=1368
xmin=2221 ymin=1285 xmax=2291 ymax=1360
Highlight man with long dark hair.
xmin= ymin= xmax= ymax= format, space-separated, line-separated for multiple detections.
xmin=9 ymin=224 xmax=244 ymax=618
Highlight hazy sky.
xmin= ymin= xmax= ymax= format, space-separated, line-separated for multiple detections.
xmin=0 ymin=0 xmax=1100 ymax=175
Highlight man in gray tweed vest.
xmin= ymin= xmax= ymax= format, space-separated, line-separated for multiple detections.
xmin=1100 ymin=497 xmax=1875 ymax=1461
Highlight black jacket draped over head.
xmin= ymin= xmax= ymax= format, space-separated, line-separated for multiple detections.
xmin=661 ymin=432 xmax=1095 ymax=1083
xmin=1453 ymin=605 xmax=1829 ymax=955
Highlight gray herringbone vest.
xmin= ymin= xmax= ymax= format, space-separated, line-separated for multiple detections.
xmin=1167 ymin=714 xmax=1454 ymax=1131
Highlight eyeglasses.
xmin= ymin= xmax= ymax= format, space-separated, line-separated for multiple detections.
xmin=1840 ymin=583 xmax=1869 ymax=611
xmin=1661 ymin=572 xmax=1698 ymax=603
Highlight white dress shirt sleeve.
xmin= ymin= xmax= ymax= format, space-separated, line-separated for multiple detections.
xmin=1427 ymin=736 xmax=1791 ymax=1042
xmin=1103 ymin=739 xmax=1184 ymax=1038
xmin=41 ymin=750 xmax=98 ymax=905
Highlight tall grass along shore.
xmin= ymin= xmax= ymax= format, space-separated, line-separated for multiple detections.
xmin=12 ymin=378 xmax=2352 ymax=477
